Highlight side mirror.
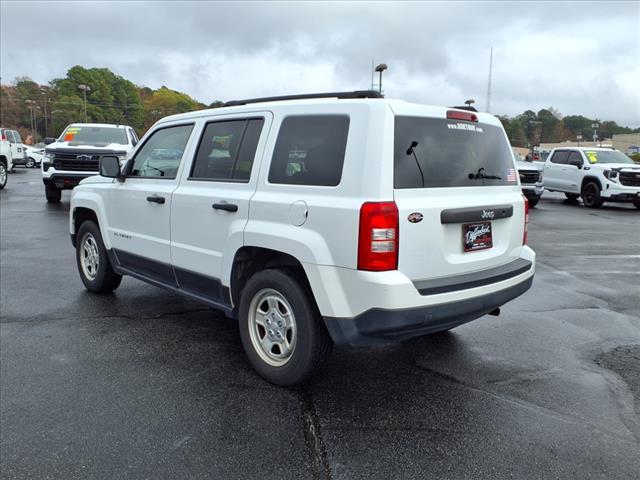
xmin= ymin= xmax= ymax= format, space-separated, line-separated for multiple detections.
xmin=568 ymin=158 xmax=583 ymax=169
xmin=44 ymin=137 xmax=56 ymax=145
xmin=99 ymin=156 xmax=122 ymax=179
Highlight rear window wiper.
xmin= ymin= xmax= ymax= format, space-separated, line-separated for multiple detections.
xmin=468 ymin=167 xmax=502 ymax=180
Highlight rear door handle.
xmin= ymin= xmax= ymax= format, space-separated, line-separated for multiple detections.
xmin=146 ymin=195 xmax=165 ymax=204
xmin=212 ymin=202 xmax=238 ymax=212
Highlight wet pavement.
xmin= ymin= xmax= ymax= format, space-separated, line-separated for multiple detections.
xmin=1 ymin=168 xmax=639 ymax=479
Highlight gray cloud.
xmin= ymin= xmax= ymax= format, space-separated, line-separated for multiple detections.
xmin=1 ymin=1 xmax=638 ymax=126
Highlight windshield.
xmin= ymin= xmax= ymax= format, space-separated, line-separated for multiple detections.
xmin=583 ymin=150 xmax=634 ymax=165
xmin=59 ymin=126 xmax=127 ymax=146
xmin=394 ymin=116 xmax=516 ymax=188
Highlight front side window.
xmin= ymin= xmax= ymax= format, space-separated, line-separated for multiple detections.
xmin=268 ymin=115 xmax=349 ymax=186
xmin=5 ymin=130 xmax=16 ymax=143
xmin=129 ymin=124 xmax=193 ymax=179
xmin=567 ymin=151 xmax=583 ymax=165
xmin=12 ymin=131 xmax=22 ymax=143
xmin=190 ymin=118 xmax=264 ymax=181
xmin=550 ymin=151 xmax=570 ymax=164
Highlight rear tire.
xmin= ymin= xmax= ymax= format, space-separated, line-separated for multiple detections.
xmin=0 ymin=160 xmax=6 ymax=189
xmin=565 ymin=193 xmax=579 ymax=201
xmin=581 ymin=182 xmax=603 ymax=208
xmin=26 ymin=157 xmax=35 ymax=168
xmin=45 ymin=184 xmax=62 ymax=203
xmin=238 ymin=269 xmax=332 ymax=386
xmin=76 ymin=220 xmax=122 ymax=293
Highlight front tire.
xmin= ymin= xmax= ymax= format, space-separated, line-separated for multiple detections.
xmin=45 ymin=184 xmax=61 ymax=203
xmin=238 ymin=269 xmax=332 ymax=386
xmin=581 ymin=182 xmax=603 ymax=208
xmin=527 ymin=196 xmax=539 ymax=208
xmin=633 ymin=198 xmax=640 ymax=210
xmin=0 ymin=160 xmax=6 ymax=189
xmin=76 ymin=220 xmax=122 ymax=293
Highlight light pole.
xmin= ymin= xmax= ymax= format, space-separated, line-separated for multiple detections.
xmin=528 ymin=120 xmax=542 ymax=160
xmin=577 ymin=134 xmax=583 ymax=147
xmin=78 ymin=84 xmax=91 ymax=122
xmin=591 ymin=122 xmax=599 ymax=145
xmin=374 ymin=63 xmax=387 ymax=95
xmin=41 ymin=89 xmax=48 ymax=137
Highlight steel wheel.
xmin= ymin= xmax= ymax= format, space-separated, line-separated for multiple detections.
xmin=0 ymin=163 xmax=6 ymax=188
xmin=80 ymin=233 xmax=100 ymax=281
xmin=248 ymin=288 xmax=297 ymax=367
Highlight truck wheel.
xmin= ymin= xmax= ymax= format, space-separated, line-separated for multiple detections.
xmin=238 ymin=269 xmax=333 ymax=386
xmin=45 ymin=184 xmax=62 ymax=203
xmin=76 ymin=220 xmax=122 ymax=293
xmin=565 ymin=193 xmax=579 ymax=202
xmin=528 ymin=196 xmax=539 ymax=208
xmin=26 ymin=157 xmax=35 ymax=168
xmin=633 ymin=199 xmax=640 ymax=210
xmin=0 ymin=160 xmax=6 ymax=189
xmin=581 ymin=182 xmax=603 ymax=208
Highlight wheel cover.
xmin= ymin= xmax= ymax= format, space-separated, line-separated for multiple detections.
xmin=248 ymin=288 xmax=297 ymax=367
xmin=0 ymin=164 xmax=6 ymax=185
xmin=80 ymin=234 xmax=100 ymax=281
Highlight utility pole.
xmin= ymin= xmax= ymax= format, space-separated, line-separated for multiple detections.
xmin=25 ymin=99 xmax=36 ymax=141
xmin=486 ymin=47 xmax=493 ymax=113
xmin=41 ymin=89 xmax=48 ymax=137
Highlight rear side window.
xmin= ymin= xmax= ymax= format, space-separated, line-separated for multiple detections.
xmin=550 ymin=151 xmax=569 ymax=164
xmin=268 ymin=115 xmax=349 ymax=186
xmin=12 ymin=131 xmax=22 ymax=143
xmin=394 ymin=116 xmax=516 ymax=188
xmin=190 ymin=118 xmax=264 ymax=182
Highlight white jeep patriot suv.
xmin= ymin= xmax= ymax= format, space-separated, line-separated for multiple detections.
xmin=543 ymin=147 xmax=640 ymax=209
xmin=42 ymin=123 xmax=138 ymax=202
xmin=69 ymin=91 xmax=535 ymax=385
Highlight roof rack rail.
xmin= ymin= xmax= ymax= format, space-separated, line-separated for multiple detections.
xmin=223 ymin=90 xmax=383 ymax=107
xmin=450 ymin=105 xmax=479 ymax=112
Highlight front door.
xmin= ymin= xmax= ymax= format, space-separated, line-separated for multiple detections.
xmin=170 ymin=115 xmax=270 ymax=306
xmin=105 ymin=123 xmax=195 ymax=284
xmin=544 ymin=150 xmax=569 ymax=191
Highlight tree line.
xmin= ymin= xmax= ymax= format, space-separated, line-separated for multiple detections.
xmin=0 ymin=65 xmax=223 ymax=143
xmin=1 ymin=65 xmax=637 ymax=145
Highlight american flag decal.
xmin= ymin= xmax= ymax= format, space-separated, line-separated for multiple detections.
xmin=507 ymin=168 xmax=516 ymax=182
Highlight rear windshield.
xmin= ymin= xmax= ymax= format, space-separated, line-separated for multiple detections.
xmin=59 ymin=126 xmax=127 ymax=146
xmin=394 ymin=116 xmax=516 ymax=188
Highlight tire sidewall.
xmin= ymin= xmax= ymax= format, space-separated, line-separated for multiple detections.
xmin=76 ymin=221 xmax=111 ymax=292
xmin=582 ymin=182 xmax=602 ymax=208
xmin=238 ymin=269 xmax=321 ymax=386
xmin=0 ymin=161 xmax=6 ymax=189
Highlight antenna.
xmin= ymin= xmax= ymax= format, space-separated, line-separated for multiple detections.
xmin=371 ymin=59 xmax=375 ymax=91
xmin=486 ymin=47 xmax=493 ymax=113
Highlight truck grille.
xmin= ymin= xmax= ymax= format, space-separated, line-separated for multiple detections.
xmin=619 ymin=171 xmax=640 ymax=187
xmin=518 ymin=170 xmax=539 ymax=184
xmin=53 ymin=152 xmax=100 ymax=172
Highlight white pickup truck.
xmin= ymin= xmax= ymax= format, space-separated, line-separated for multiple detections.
xmin=543 ymin=147 xmax=640 ymax=209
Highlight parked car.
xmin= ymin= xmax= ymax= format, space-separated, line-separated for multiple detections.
xmin=42 ymin=123 xmax=138 ymax=202
xmin=543 ymin=147 xmax=640 ymax=208
xmin=25 ymin=145 xmax=45 ymax=168
xmin=513 ymin=149 xmax=544 ymax=207
xmin=0 ymin=128 xmax=28 ymax=169
xmin=70 ymin=91 xmax=535 ymax=385
xmin=0 ymin=136 xmax=13 ymax=189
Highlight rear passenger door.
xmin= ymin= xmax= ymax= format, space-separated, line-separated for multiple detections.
xmin=544 ymin=150 xmax=569 ymax=191
xmin=170 ymin=114 xmax=271 ymax=307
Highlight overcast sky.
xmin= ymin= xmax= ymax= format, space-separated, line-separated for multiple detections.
xmin=1 ymin=1 xmax=639 ymax=126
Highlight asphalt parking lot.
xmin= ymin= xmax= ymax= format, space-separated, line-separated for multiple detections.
xmin=1 ymin=168 xmax=639 ymax=479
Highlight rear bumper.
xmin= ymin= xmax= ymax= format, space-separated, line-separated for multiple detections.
xmin=324 ymin=276 xmax=533 ymax=346
xmin=43 ymin=173 xmax=94 ymax=190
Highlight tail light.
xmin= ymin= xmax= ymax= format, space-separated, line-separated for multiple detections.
xmin=521 ymin=194 xmax=529 ymax=245
xmin=447 ymin=110 xmax=478 ymax=122
xmin=358 ymin=201 xmax=399 ymax=271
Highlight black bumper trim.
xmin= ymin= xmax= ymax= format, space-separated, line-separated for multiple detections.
xmin=43 ymin=174 xmax=93 ymax=189
xmin=323 ymin=276 xmax=533 ymax=346
xmin=413 ymin=258 xmax=532 ymax=296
